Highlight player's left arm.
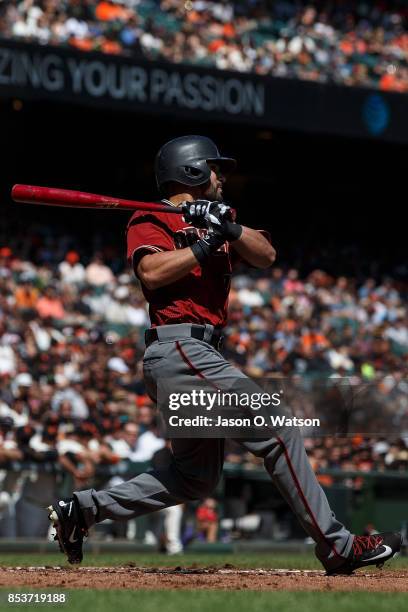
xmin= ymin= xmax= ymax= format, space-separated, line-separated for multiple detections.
xmin=184 ymin=201 xmax=276 ymax=268
xmin=230 ymin=226 xmax=276 ymax=268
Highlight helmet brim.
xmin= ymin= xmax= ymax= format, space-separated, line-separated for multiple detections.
xmin=206 ymin=157 xmax=237 ymax=174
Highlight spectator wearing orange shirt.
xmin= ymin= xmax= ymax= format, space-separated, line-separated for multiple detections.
xmin=36 ymin=287 xmax=65 ymax=320
xmin=14 ymin=278 xmax=39 ymax=311
xmin=300 ymin=329 xmax=329 ymax=355
xmin=95 ymin=1 xmax=132 ymax=22
xmin=208 ymin=38 xmax=225 ymax=54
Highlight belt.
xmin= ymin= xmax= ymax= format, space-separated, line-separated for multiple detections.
xmin=145 ymin=324 xmax=224 ymax=351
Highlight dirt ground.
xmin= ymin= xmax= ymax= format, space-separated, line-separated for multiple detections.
xmin=0 ymin=566 xmax=408 ymax=592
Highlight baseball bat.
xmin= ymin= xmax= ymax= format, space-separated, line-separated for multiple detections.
xmin=11 ymin=184 xmax=183 ymax=214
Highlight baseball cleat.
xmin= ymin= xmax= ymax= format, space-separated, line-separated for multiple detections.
xmin=47 ymin=498 xmax=88 ymax=564
xmin=327 ymin=532 xmax=402 ymax=576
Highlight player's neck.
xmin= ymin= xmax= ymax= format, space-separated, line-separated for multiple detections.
xmin=167 ymin=193 xmax=195 ymax=207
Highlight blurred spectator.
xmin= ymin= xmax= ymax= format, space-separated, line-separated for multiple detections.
xmin=85 ymin=255 xmax=114 ymax=287
xmin=0 ymin=0 xmax=406 ymax=92
xmin=14 ymin=276 xmax=39 ymax=312
xmin=36 ymin=287 xmax=66 ymax=320
xmin=196 ymin=497 xmax=219 ymax=543
xmin=130 ymin=418 xmax=165 ymax=461
xmin=58 ymin=251 xmax=86 ymax=286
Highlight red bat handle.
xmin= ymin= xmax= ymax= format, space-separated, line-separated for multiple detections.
xmin=11 ymin=184 xmax=183 ymax=214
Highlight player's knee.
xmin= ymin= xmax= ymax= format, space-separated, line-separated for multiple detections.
xmin=179 ymin=473 xmax=220 ymax=500
xmin=245 ymin=429 xmax=303 ymax=461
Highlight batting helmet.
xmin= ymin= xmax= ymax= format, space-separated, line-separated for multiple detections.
xmin=154 ymin=135 xmax=236 ymax=193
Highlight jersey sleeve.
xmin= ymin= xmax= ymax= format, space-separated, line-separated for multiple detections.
xmin=126 ymin=212 xmax=174 ymax=274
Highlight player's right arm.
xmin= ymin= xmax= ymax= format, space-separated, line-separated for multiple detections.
xmin=127 ymin=210 xmax=228 ymax=290
xmin=137 ymin=248 xmax=199 ymax=290
xmin=137 ymin=226 xmax=229 ymax=288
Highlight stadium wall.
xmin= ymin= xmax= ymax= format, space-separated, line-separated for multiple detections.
xmin=0 ymin=39 xmax=407 ymax=144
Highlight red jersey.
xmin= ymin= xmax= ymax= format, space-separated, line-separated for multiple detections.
xmin=126 ymin=205 xmax=234 ymax=328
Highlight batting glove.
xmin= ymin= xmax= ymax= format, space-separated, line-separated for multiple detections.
xmin=182 ymin=200 xmax=233 ymax=229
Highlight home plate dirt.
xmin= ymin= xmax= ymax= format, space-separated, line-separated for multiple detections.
xmin=1 ymin=567 xmax=408 ymax=591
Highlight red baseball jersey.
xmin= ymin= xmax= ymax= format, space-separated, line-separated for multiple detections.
xmin=126 ymin=205 xmax=235 ymax=328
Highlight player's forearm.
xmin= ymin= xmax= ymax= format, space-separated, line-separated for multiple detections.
xmin=231 ymin=226 xmax=276 ymax=268
xmin=137 ymin=248 xmax=199 ymax=289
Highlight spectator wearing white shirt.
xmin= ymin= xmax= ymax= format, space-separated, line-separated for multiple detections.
xmin=130 ymin=429 xmax=165 ymax=462
xmin=51 ymin=378 xmax=88 ymax=420
xmin=58 ymin=251 xmax=86 ymax=286
xmin=105 ymin=286 xmax=149 ymax=327
xmin=85 ymin=255 xmax=114 ymax=287
xmin=106 ymin=422 xmax=139 ymax=459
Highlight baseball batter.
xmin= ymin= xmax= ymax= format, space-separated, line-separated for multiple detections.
xmin=48 ymin=136 xmax=401 ymax=575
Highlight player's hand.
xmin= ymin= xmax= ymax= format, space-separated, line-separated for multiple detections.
xmin=212 ymin=218 xmax=243 ymax=242
xmin=182 ymin=200 xmax=234 ymax=229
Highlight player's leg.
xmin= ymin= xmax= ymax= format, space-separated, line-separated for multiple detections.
xmin=48 ymin=436 xmax=224 ymax=563
xmin=170 ymin=337 xmax=401 ymax=574
xmin=48 ymin=336 xmax=226 ymax=563
xmin=234 ymin=432 xmax=349 ymax=570
xmin=74 ymin=436 xmax=224 ymax=526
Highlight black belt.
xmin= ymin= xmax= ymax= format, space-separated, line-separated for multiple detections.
xmin=145 ymin=325 xmax=224 ymax=351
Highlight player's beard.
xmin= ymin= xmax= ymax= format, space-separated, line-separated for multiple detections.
xmin=204 ymin=182 xmax=223 ymax=202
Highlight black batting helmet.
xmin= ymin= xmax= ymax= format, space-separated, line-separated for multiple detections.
xmin=154 ymin=135 xmax=236 ymax=193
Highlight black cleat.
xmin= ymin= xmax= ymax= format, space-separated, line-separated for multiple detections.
xmin=47 ymin=498 xmax=88 ymax=565
xmin=327 ymin=532 xmax=402 ymax=576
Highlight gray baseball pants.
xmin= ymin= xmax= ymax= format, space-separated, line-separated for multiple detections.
xmin=75 ymin=324 xmax=353 ymax=571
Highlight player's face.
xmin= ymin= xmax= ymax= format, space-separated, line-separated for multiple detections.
xmin=204 ymin=163 xmax=225 ymax=201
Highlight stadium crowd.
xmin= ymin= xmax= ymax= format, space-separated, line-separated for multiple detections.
xmin=0 ymin=234 xmax=406 ymax=542
xmin=0 ymin=0 xmax=407 ymax=92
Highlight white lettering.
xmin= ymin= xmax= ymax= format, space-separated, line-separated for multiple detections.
xmin=150 ymin=69 xmax=168 ymax=102
xmin=245 ymin=81 xmax=264 ymax=116
xmin=107 ymin=64 xmax=127 ymax=99
xmin=224 ymin=78 xmax=243 ymax=114
xmin=67 ymin=58 xmax=85 ymax=93
xmin=84 ymin=61 xmax=107 ymax=97
xmin=0 ymin=47 xmax=266 ymax=118
xmin=128 ymin=66 xmax=147 ymax=101
xmin=40 ymin=54 xmax=63 ymax=91
xmin=254 ymin=416 xmax=266 ymax=426
xmin=200 ymin=75 xmax=217 ymax=111
xmin=163 ymin=72 xmax=184 ymax=106
xmin=183 ymin=73 xmax=200 ymax=108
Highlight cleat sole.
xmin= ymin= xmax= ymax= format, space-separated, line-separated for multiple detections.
xmin=47 ymin=503 xmax=84 ymax=565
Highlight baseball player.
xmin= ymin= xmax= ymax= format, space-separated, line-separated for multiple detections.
xmin=48 ymin=136 xmax=401 ymax=574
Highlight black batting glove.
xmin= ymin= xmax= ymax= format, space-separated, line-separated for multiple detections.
xmin=190 ymin=220 xmax=243 ymax=265
xmin=182 ymin=200 xmax=233 ymax=229
xmin=190 ymin=232 xmax=226 ymax=265
xmin=212 ymin=221 xmax=242 ymax=242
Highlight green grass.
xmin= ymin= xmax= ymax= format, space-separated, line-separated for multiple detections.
xmin=0 ymin=551 xmax=407 ymax=570
xmin=0 ymin=552 xmax=317 ymax=568
xmin=1 ymin=591 xmax=408 ymax=612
